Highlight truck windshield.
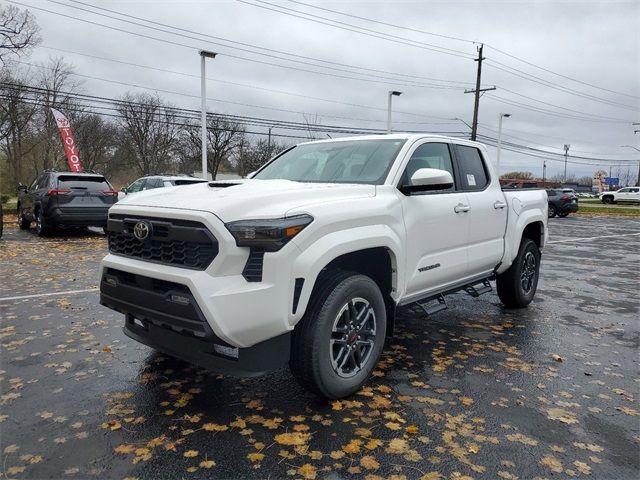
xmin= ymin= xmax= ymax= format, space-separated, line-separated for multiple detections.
xmin=253 ymin=139 xmax=406 ymax=184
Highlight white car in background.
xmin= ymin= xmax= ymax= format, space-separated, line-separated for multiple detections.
xmin=599 ymin=187 xmax=640 ymax=204
xmin=118 ymin=175 xmax=208 ymax=201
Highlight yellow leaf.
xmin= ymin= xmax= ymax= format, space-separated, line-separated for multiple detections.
xmin=547 ymin=408 xmax=578 ymax=424
xmin=342 ymin=439 xmax=362 ymax=454
xmin=459 ymin=396 xmax=474 ymax=406
xmin=290 ymin=415 xmax=305 ymax=422
xmin=330 ymin=450 xmax=345 ymax=459
xmin=203 ymin=423 xmax=229 ymax=432
xmin=274 ymin=432 xmax=310 ymax=446
xmin=550 ymin=353 xmax=563 ymax=362
xmin=540 ymin=454 xmax=563 ymax=473
xmin=297 ymin=463 xmax=317 ymax=479
xmin=574 ymin=461 xmax=591 ymax=475
xmin=331 ymin=400 xmax=343 ymax=410
xmin=293 ymin=423 xmax=310 ymax=432
xmin=102 ymin=345 xmax=112 ymax=353
xmin=420 ymin=473 xmax=444 ymax=480
xmin=30 ymin=455 xmax=44 ymax=464
xmin=230 ymin=418 xmax=247 ymax=429
xmin=200 ymin=460 xmax=216 ymax=469
xmin=183 ymin=450 xmax=199 ymax=458
xmin=3 ymin=444 xmax=19 ymax=453
xmin=405 ymin=425 xmax=419 ymax=435
xmin=247 ymin=452 xmax=265 ymax=462
xmin=386 ymin=438 xmax=409 ymax=454
xmin=365 ymin=439 xmax=383 ymax=450
xmin=360 ymin=455 xmax=380 ymax=470
xmin=114 ymin=444 xmax=135 ymax=454
xmin=134 ymin=448 xmax=150 ymax=456
xmin=385 ymin=422 xmax=402 ymax=431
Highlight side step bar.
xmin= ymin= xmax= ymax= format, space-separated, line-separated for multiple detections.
xmin=412 ymin=278 xmax=493 ymax=317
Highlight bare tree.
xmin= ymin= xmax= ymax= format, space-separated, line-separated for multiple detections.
xmin=73 ymin=113 xmax=118 ymax=173
xmin=235 ymin=137 xmax=287 ymax=177
xmin=182 ymin=115 xmax=245 ymax=180
xmin=0 ymin=4 xmax=41 ymax=64
xmin=0 ymin=66 xmax=38 ymax=184
xmin=500 ymin=171 xmax=534 ymax=180
xmin=116 ymin=92 xmax=181 ymax=176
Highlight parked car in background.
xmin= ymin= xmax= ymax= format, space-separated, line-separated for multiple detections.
xmin=546 ymin=189 xmax=579 ymax=217
xmin=17 ymin=171 xmax=118 ymax=236
xmin=560 ymin=188 xmax=579 ymax=199
xmin=599 ymin=187 xmax=640 ymax=204
xmin=118 ymin=175 xmax=208 ymax=200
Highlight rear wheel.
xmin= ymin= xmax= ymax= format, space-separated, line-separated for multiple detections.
xmin=548 ymin=204 xmax=557 ymax=217
xmin=35 ymin=209 xmax=50 ymax=237
xmin=496 ymin=238 xmax=540 ymax=308
xmin=290 ymin=271 xmax=387 ymax=399
xmin=17 ymin=205 xmax=30 ymax=230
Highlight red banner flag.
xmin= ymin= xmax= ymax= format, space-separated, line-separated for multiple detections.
xmin=51 ymin=108 xmax=83 ymax=172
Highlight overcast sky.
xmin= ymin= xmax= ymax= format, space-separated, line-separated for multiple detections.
xmin=8 ymin=0 xmax=640 ymax=181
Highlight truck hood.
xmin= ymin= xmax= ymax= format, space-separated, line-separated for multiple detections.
xmin=116 ymin=179 xmax=376 ymax=222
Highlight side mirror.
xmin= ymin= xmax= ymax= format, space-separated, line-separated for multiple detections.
xmin=17 ymin=184 xmax=27 ymax=193
xmin=246 ymin=171 xmax=257 ymax=179
xmin=402 ymin=168 xmax=454 ymax=194
xmin=121 ymin=187 xmax=128 ymax=194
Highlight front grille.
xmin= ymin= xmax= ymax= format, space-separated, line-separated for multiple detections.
xmin=107 ymin=215 xmax=218 ymax=270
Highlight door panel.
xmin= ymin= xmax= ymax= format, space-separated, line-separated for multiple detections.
xmin=398 ymin=141 xmax=471 ymax=297
xmin=401 ymin=192 xmax=470 ymax=297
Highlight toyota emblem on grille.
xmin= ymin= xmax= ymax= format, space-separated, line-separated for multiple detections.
xmin=133 ymin=221 xmax=152 ymax=241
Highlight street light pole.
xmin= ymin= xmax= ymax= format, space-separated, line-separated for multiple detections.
xmin=199 ymin=50 xmax=217 ymax=180
xmin=620 ymin=144 xmax=640 ymax=186
xmin=563 ymin=144 xmax=570 ymax=182
xmin=387 ymin=91 xmax=402 ymax=134
xmin=496 ymin=113 xmax=511 ymax=176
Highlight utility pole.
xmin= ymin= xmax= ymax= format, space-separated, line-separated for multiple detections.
xmin=464 ymin=44 xmax=496 ymax=141
xmin=542 ymin=160 xmax=546 ymax=187
xmin=199 ymin=50 xmax=217 ymax=180
xmin=563 ymin=144 xmax=570 ymax=182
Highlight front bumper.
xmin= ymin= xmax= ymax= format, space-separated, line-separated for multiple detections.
xmin=100 ymin=267 xmax=291 ymax=375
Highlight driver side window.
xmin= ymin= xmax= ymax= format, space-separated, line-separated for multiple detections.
xmin=399 ymin=142 xmax=456 ymax=193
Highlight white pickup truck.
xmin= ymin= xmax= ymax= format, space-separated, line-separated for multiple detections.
xmin=100 ymin=134 xmax=548 ymax=398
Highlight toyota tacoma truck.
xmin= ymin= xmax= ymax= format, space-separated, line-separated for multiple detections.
xmin=100 ymin=134 xmax=548 ymax=399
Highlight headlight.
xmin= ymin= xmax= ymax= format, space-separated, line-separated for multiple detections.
xmin=225 ymin=214 xmax=313 ymax=252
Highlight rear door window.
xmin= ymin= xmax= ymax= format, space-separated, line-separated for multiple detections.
xmin=145 ymin=178 xmax=164 ymax=189
xmin=57 ymin=175 xmax=111 ymax=191
xmin=454 ymin=145 xmax=489 ymax=191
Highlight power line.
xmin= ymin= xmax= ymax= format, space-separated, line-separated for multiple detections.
xmin=37 ymin=45 xmax=459 ymax=125
xmin=64 ymin=0 xmax=474 ymax=88
xmin=282 ymin=0 xmax=637 ymax=99
xmin=235 ymin=0 xmax=475 ymax=59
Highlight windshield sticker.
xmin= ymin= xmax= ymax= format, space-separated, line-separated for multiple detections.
xmin=467 ymin=174 xmax=476 ymax=186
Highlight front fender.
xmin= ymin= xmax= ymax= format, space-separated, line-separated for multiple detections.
xmin=289 ymin=224 xmax=403 ymax=327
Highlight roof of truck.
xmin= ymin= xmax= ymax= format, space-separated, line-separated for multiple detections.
xmin=299 ymin=133 xmax=484 ymax=148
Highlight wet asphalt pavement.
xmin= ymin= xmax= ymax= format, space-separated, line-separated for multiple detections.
xmin=1 ymin=215 xmax=639 ymax=480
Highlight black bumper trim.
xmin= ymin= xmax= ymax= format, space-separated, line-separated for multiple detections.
xmin=120 ymin=313 xmax=291 ymax=376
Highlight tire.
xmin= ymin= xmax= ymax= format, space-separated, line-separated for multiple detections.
xmin=602 ymin=196 xmax=614 ymax=205
xmin=17 ymin=204 xmax=30 ymax=230
xmin=290 ymin=270 xmax=387 ymax=399
xmin=496 ymin=238 xmax=541 ymax=308
xmin=557 ymin=212 xmax=569 ymax=218
xmin=35 ymin=208 xmax=50 ymax=237
xmin=548 ymin=204 xmax=557 ymax=218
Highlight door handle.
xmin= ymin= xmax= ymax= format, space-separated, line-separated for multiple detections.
xmin=493 ymin=201 xmax=507 ymax=209
xmin=454 ymin=203 xmax=470 ymax=213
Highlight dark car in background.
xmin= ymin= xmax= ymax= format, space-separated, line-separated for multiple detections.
xmin=118 ymin=175 xmax=208 ymax=201
xmin=546 ymin=188 xmax=579 ymax=218
xmin=17 ymin=171 xmax=118 ymax=236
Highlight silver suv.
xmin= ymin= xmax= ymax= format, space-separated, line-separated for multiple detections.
xmin=118 ymin=175 xmax=208 ymax=201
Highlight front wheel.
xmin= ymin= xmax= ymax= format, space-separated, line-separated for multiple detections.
xmin=602 ymin=196 xmax=614 ymax=204
xmin=496 ymin=238 xmax=541 ymax=308
xmin=290 ymin=271 xmax=387 ymax=399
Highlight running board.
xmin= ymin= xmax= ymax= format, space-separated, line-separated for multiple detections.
xmin=416 ymin=294 xmax=447 ymax=316
xmin=410 ymin=277 xmax=494 ymax=317
xmin=464 ymin=279 xmax=492 ymax=298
